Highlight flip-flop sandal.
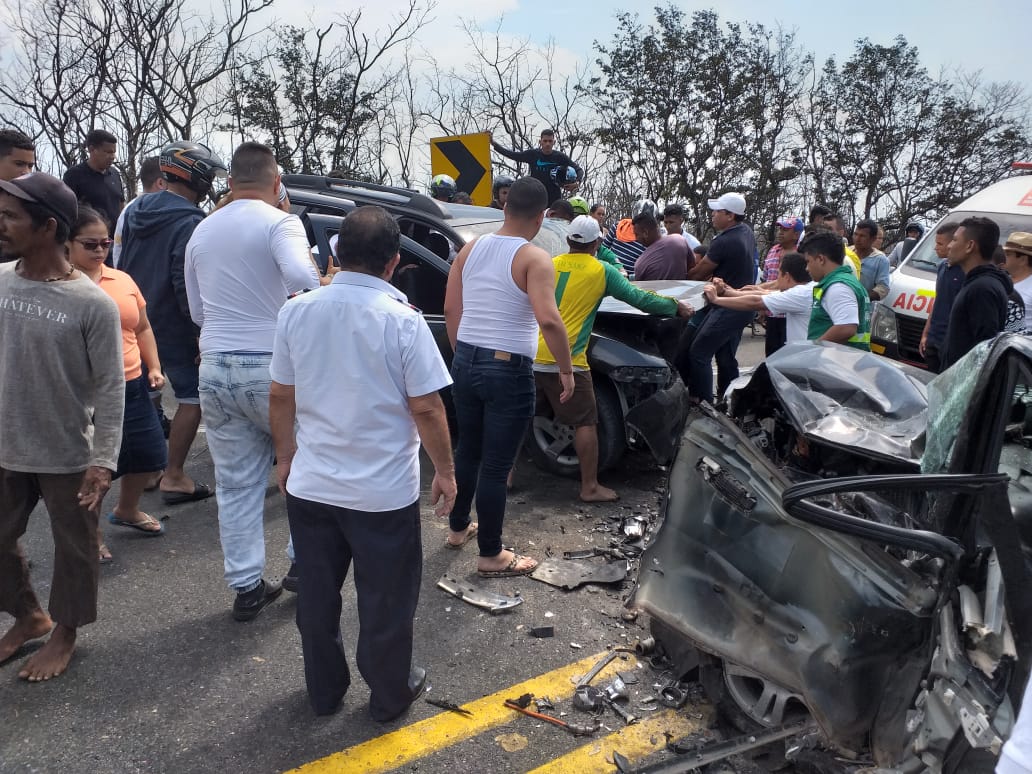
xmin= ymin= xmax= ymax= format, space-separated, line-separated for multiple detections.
xmin=99 ymin=544 xmax=113 ymax=564
xmin=161 ymin=483 xmax=213 ymax=505
xmin=107 ymin=512 xmax=164 ymax=536
xmin=445 ymin=522 xmax=478 ymax=549
xmin=477 ymin=553 xmax=538 ymax=578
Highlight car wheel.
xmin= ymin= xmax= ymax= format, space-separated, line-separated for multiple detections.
xmin=700 ymin=657 xmax=811 ymax=733
xmin=527 ymin=378 xmax=626 ymax=477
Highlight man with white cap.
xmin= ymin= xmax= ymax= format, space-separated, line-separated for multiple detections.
xmin=682 ymin=192 xmax=758 ymax=403
xmin=535 ymin=215 xmax=693 ymax=501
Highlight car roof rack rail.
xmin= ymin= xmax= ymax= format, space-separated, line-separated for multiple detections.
xmin=282 ymin=174 xmax=447 ymax=219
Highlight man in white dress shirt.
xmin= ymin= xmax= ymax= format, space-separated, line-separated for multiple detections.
xmin=270 ymin=205 xmax=455 ymax=721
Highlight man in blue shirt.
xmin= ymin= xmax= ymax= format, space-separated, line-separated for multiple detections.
xmin=680 ymin=193 xmax=757 ymax=403
xmin=919 ymin=222 xmax=962 ymax=373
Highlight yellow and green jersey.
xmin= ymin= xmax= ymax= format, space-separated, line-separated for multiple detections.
xmin=536 ymin=252 xmax=678 ymax=370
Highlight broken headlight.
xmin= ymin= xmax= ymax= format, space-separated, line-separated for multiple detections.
xmin=870 ymin=303 xmax=899 ymax=344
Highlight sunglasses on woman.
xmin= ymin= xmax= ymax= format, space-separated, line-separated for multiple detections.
xmin=74 ymin=238 xmax=114 ymax=251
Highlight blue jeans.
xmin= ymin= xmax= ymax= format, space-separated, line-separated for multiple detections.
xmin=199 ymin=353 xmax=293 ymax=592
xmin=687 ymin=307 xmax=753 ymax=403
xmin=450 ymin=342 xmax=536 ymax=557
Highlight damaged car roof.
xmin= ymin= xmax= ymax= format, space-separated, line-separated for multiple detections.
xmin=729 ymin=341 xmax=937 ymax=466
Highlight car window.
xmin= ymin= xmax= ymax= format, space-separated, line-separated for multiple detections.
xmin=395 ymin=244 xmax=447 ymax=315
xmin=996 ymin=365 xmax=1032 ymax=550
xmin=902 ymin=210 xmax=1032 ymax=274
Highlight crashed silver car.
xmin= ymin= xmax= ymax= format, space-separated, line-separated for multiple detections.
xmin=630 ymin=336 xmax=1032 ymax=772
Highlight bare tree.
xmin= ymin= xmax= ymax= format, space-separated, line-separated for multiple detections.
xmin=226 ymin=0 xmax=432 ymax=178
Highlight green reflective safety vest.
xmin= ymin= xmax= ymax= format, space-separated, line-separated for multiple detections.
xmin=808 ymin=265 xmax=871 ymax=350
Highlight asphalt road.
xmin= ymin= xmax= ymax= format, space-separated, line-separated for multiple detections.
xmin=1 ymin=335 xmax=767 ymax=774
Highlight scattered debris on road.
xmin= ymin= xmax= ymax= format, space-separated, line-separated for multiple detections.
xmin=436 ymin=574 xmax=523 ymax=614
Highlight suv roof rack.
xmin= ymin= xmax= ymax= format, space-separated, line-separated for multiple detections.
xmin=282 ymin=174 xmax=447 ymax=219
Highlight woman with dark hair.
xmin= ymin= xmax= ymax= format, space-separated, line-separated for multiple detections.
xmin=67 ymin=206 xmax=168 ymax=562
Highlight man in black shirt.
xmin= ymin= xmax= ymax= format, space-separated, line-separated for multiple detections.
xmin=680 ymin=192 xmax=758 ymax=403
xmin=62 ymin=129 xmax=124 ymax=236
xmin=491 ymin=129 xmax=581 ymax=205
xmin=941 ymin=216 xmax=1010 ymax=369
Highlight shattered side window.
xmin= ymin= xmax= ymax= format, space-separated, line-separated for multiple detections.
xmin=922 ymin=342 xmax=992 ymax=474
xmin=997 ymin=367 xmax=1032 ymax=543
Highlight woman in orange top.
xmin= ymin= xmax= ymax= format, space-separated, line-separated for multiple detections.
xmin=68 ymin=207 xmax=168 ymax=561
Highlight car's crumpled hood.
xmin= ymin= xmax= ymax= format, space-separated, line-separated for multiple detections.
xmin=728 ymin=341 xmax=936 ymax=466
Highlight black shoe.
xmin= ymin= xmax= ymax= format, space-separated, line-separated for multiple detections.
xmin=282 ymin=563 xmax=298 ymax=594
xmin=371 ymin=666 xmax=427 ymax=723
xmin=232 ymin=578 xmax=283 ymax=622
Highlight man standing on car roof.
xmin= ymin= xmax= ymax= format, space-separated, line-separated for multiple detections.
xmin=799 ymin=229 xmax=870 ymax=349
xmin=679 ymin=193 xmax=758 ymax=404
xmin=941 ymin=217 xmax=1010 ymax=370
xmin=919 ymin=222 xmax=962 ymax=373
xmin=491 ymin=129 xmax=581 ymax=206
xmin=536 ymin=215 xmax=692 ymax=503
xmin=444 ymin=177 xmax=574 ymax=578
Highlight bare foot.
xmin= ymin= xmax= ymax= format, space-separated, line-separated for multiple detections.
xmin=99 ymin=543 xmax=113 ymax=564
xmin=19 ymin=624 xmax=76 ymax=682
xmin=580 ymin=484 xmax=619 ymax=503
xmin=0 ymin=611 xmax=53 ymax=664
xmin=477 ymin=549 xmax=537 ymax=575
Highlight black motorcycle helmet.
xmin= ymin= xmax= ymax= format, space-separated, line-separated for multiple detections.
xmin=159 ymin=141 xmax=227 ymax=199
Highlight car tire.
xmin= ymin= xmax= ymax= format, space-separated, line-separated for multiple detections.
xmin=527 ymin=378 xmax=626 ymax=477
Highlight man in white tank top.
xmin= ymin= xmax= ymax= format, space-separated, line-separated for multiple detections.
xmin=444 ymin=178 xmax=574 ymax=577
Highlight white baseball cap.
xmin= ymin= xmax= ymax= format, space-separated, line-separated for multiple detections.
xmin=707 ymin=192 xmax=747 ymax=216
xmin=568 ymin=215 xmax=601 ymax=244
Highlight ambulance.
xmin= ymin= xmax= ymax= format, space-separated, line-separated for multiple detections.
xmin=870 ymin=172 xmax=1032 ymax=366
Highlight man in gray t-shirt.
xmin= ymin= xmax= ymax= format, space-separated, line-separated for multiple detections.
xmin=0 ymin=173 xmax=124 ymax=683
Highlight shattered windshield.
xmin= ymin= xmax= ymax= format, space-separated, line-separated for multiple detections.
xmin=921 ymin=341 xmax=993 ymax=473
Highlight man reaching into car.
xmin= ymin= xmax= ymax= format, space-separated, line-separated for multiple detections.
xmin=536 ymin=215 xmax=692 ymax=502
xmin=703 ymin=252 xmax=814 ymax=353
xmin=798 ymin=229 xmax=870 ymax=349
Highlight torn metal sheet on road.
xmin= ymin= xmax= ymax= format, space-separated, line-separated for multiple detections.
xmin=436 ymin=574 xmax=523 ymax=614
xmin=530 ymin=556 xmax=628 ymax=590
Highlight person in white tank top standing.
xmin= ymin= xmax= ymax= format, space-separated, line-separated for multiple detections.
xmin=444 ymin=178 xmax=575 ymax=577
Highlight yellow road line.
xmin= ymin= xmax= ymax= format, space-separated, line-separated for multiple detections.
xmin=525 ymin=707 xmax=714 ymax=774
xmin=287 ymin=650 xmax=633 ymax=774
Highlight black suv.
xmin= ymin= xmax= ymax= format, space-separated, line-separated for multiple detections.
xmin=285 ymin=175 xmax=701 ymax=476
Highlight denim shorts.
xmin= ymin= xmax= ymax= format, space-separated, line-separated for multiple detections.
xmin=116 ymin=375 xmax=169 ymax=477
xmin=163 ymin=360 xmax=200 ymax=404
